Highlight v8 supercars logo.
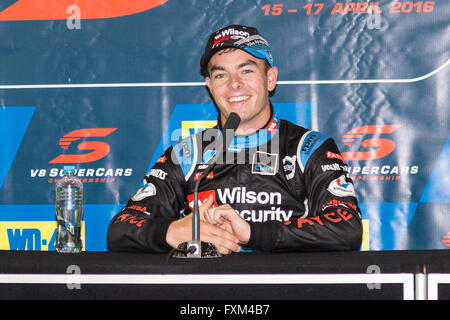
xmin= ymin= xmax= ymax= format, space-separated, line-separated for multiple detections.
xmin=49 ymin=128 xmax=117 ymax=164
xmin=341 ymin=125 xmax=401 ymax=161
xmin=0 ymin=0 xmax=168 ymax=21
xmin=341 ymin=124 xmax=419 ymax=181
xmin=30 ymin=128 xmax=133 ymax=184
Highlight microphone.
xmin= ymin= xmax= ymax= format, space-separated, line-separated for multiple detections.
xmin=173 ymin=112 xmax=241 ymax=258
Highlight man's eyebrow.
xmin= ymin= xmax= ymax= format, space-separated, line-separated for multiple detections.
xmin=237 ymin=60 xmax=258 ymax=69
xmin=209 ymin=65 xmax=225 ymax=74
xmin=209 ymin=59 xmax=258 ymax=74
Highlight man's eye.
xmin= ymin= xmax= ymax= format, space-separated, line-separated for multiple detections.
xmin=242 ymin=69 xmax=253 ymax=74
xmin=214 ymin=73 xmax=225 ymax=79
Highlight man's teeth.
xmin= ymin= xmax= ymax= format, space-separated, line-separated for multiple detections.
xmin=229 ymin=96 xmax=249 ymax=102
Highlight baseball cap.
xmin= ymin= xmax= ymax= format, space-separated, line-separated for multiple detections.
xmin=200 ymin=24 xmax=273 ymax=76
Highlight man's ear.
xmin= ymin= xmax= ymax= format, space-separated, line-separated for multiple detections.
xmin=267 ymin=66 xmax=278 ymax=92
xmin=205 ymin=76 xmax=212 ymax=92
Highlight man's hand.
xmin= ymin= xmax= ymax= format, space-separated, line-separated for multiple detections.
xmin=166 ymin=195 xmax=241 ymax=255
xmin=203 ymin=203 xmax=251 ymax=245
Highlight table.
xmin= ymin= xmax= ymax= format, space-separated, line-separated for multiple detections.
xmin=0 ymin=250 xmax=448 ymax=300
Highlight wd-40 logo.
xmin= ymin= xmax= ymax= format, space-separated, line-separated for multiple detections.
xmin=49 ymin=128 xmax=117 ymax=163
xmin=0 ymin=0 xmax=168 ymax=21
xmin=0 ymin=221 xmax=85 ymax=251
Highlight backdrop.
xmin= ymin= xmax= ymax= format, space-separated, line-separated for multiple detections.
xmin=0 ymin=0 xmax=448 ymax=251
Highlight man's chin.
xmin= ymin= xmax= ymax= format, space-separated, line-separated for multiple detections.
xmin=235 ymin=127 xmax=257 ymax=136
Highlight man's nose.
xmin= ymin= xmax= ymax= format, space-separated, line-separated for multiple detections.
xmin=229 ymin=74 xmax=242 ymax=90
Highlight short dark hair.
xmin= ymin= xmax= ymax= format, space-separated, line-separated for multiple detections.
xmin=204 ymin=48 xmax=272 ymax=78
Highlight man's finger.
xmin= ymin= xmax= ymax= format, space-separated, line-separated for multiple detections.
xmin=205 ymin=204 xmax=232 ymax=225
xmin=210 ymin=229 xmax=241 ymax=252
xmin=200 ymin=222 xmax=241 ymax=252
xmin=204 ymin=209 xmax=214 ymax=224
xmin=202 ymin=194 xmax=215 ymax=209
xmin=199 ymin=194 xmax=214 ymax=221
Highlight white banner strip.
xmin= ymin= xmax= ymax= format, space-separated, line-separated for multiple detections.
xmin=0 ymin=59 xmax=448 ymax=89
xmin=0 ymin=273 xmax=415 ymax=299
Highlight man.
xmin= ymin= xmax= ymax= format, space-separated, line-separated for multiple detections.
xmin=107 ymin=25 xmax=363 ymax=254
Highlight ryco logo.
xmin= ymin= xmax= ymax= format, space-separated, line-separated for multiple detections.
xmin=341 ymin=125 xmax=401 ymax=161
xmin=49 ymin=128 xmax=117 ymax=164
xmin=0 ymin=0 xmax=168 ymax=21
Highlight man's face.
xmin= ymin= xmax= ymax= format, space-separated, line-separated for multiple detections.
xmin=205 ymin=49 xmax=278 ymax=132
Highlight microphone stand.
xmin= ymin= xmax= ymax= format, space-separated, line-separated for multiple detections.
xmin=173 ymin=113 xmax=240 ymax=258
xmin=174 ymin=163 xmax=221 ymax=258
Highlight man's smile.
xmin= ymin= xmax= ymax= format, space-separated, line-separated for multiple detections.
xmin=228 ymin=95 xmax=250 ymax=103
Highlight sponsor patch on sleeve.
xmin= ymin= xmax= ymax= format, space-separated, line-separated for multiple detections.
xmin=172 ymin=135 xmax=198 ymax=181
xmin=131 ymin=183 xmax=157 ymax=201
xmin=327 ymin=175 xmax=356 ymax=198
xmin=297 ymin=130 xmax=329 ymax=172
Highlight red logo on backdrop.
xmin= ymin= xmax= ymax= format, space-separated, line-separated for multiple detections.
xmin=187 ymin=190 xmax=217 ymax=210
xmin=0 ymin=0 xmax=168 ymax=21
xmin=49 ymin=128 xmax=117 ymax=163
xmin=443 ymin=232 xmax=450 ymax=248
xmin=341 ymin=125 xmax=401 ymax=161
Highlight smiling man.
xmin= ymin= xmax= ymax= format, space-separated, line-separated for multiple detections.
xmin=204 ymin=49 xmax=277 ymax=134
xmin=107 ymin=25 xmax=363 ymax=254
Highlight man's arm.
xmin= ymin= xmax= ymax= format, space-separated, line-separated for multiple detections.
xmin=204 ymin=135 xmax=362 ymax=252
xmin=107 ymin=145 xmax=241 ymax=254
xmin=249 ymin=136 xmax=362 ymax=252
xmin=106 ymin=148 xmax=187 ymax=253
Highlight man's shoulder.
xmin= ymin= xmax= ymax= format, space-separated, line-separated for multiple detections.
xmin=279 ymin=118 xmax=308 ymax=135
xmin=278 ymin=118 xmax=329 ymax=142
xmin=167 ymin=127 xmax=220 ymax=180
xmin=278 ymin=118 xmax=332 ymax=172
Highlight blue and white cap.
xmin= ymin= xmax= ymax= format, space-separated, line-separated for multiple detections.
xmin=200 ymin=24 xmax=273 ymax=76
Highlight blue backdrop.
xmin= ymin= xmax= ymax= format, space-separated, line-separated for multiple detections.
xmin=0 ymin=0 xmax=449 ymax=251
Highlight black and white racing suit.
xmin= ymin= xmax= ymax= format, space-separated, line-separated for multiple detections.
xmin=107 ymin=112 xmax=363 ymax=253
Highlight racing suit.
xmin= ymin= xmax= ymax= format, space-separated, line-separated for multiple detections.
xmin=107 ymin=112 xmax=363 ymax=253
